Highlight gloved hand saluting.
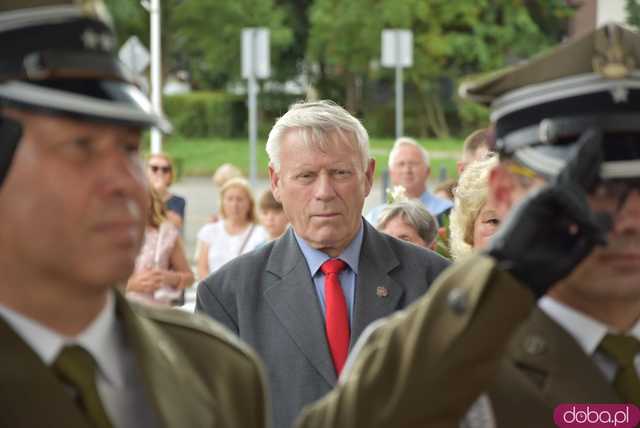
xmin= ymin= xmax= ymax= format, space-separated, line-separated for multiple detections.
xmin=487 ymin=129 xmax=612 ymax=298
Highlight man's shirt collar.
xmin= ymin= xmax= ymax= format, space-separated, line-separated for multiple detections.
xmin=539 ymin=296 xmax=640 ymax=356
xmin=293 ymin=219 xmax=364 ymax=276
xmin=0 ymin=292 xmax=126 ymax=387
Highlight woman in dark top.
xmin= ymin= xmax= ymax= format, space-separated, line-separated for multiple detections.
xmin=146 ymin=153 xmax=186 ymax=229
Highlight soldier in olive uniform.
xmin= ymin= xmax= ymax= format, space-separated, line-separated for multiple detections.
xmin=296 ymin=23 xmax=640 ymax=428
xmin=0 ymin=2 xmax=268 ymax=427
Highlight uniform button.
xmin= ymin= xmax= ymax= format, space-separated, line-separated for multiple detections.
xmin=447 ymin=287 xmax=468 ymax=315
xmin=522 ymin=335 xmax=547 ymax=355
xmin=376 ymin=286 xmax=389 ymax=297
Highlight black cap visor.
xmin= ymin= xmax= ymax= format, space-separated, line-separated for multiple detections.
xmin=0 ymin=79 xmax=171 ymax=133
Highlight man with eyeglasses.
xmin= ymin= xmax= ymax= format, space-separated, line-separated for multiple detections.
xmin=0 ymin=2 xmax=267 ymax=427
xmin=296 ymin=23 xmax=640 ymax=428
xmin=146 ymin=153 xmax=187 ymax=230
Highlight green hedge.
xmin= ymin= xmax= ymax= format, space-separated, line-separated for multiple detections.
xmin=164 ymin=91 xmax=302 ymax=139
xmin=163 ymin=91 xmax=245 ymax=138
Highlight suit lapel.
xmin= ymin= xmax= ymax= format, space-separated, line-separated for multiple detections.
xmin=0 ymin=316 xmax=90 ymax=428
xmin=351 ymin=223 xmax=403 ymax=345
xmin=509 ymin=308 xmax=619 ymax=403
xmin=117 ymin=295 xmax=216 ymax=428
xmin=264 ymin=230 xmax=337 ymax=386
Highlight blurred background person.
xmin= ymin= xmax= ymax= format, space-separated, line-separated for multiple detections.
xmin=457 ymin=127 xmax=492 ymax=174
xmin=366 ymin=137 xmax=452 ymax=226
xmin=126 ymin=188 xmax=194 ymax=306
xmin=196 ymin=177 xmax=267 ymax=279
xmin=433 ymin=178 xmax=457 ymax=202
xmin=147 ymin=153 xmax=186 ymax=230
xmin=213 ymin=163 xmax=243 ymax=189
xmin=258 ymin=189 xmax=289 ymax=241
xmin=209 ymin=163 xmax=244 ymax=223
xmin=376 ymin=200 xmax=439 ymax=250
xmin=449 ymin=155 xmax=500 ymax=260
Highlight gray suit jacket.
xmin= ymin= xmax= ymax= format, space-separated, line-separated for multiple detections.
xmin=196 ymin=221 xmax=450 ymax=428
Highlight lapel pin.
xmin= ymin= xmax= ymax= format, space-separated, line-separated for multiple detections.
xmin=376 ymin=286 xmax=389 ymax=298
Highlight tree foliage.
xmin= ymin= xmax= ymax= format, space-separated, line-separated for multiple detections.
xmin=308 ymin=0 xmax=573 ymax=136
xmin=104 ymin=0 xmax=573 ymax=138
xmin=105 ymin=0 xmax=293 ymax=88
xmin=627 ymin=0 xmax=640 ymax=29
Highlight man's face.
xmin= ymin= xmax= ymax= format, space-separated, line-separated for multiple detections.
xmin=559 ymin=187 xmax=640 ymax=302
xmin=389 ymin=145 xmax=429 ymax=198
xmin=269 ymin=131 xmax=375 ymax=257
xmin=0 ymin=110 xmax=147 ymax=292
xmin=490 ymin=161 xmax=640 ymax=307
xmin=147 ymin=155 xmax=172 ymax=191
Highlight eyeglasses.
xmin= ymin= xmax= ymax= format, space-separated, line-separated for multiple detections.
xmin=591 ymin=178 xmax=640 ymax=204
xmin=149 ymin=165 xmax=172 ymax=174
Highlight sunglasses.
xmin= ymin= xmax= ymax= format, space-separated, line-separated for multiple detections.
xmin=149 ymin=165 xmax=172 ymax=174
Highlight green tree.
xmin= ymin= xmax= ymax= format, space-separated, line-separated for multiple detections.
xmin=307 ymin=0 xmax=573 ymax=137
xmin=171 ymin=0 xmax=293 ymax=89
xmin=627 ymin=0 xmax=640 ymax=29
xmin=105 ymin=0 xmax=294 ymax=90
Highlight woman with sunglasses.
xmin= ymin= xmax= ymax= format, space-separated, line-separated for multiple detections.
xmin=147 ymin=153 xmax=186 ymax=229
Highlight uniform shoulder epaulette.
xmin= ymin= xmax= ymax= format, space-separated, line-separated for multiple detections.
xmin=130 ymin=302 xmax=255 ymax=358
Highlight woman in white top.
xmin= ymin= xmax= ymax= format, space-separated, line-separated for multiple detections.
xmin=197 ymin=177 xmax=267 ymax=278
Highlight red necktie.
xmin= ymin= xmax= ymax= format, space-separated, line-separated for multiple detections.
xmin=321 ymin=258 xmax=350 ymax=375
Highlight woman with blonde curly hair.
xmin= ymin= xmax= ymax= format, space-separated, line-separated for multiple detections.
xmin=449 ymin=155 xmax=501 ymax=260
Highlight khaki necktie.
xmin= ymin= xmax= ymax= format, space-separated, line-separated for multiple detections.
xmin=52 ymin=345 xmax=114 ymax=428
xmin=599 ymin=333 xmax=640 ymax=405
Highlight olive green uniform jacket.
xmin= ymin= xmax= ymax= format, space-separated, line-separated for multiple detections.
xmin=295 ymin=253 xmax=622 ymax=428
xmin=0 ymin=292 xmax=269 ymax=428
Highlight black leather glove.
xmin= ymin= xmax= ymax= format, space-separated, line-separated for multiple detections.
xmin=487 ymin=129 xmax=612 ymax=298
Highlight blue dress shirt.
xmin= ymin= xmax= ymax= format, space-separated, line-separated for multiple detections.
xmin=293 ymin=221 xmax=364 ymax=325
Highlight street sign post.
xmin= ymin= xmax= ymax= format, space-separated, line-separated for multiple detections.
xmin=242 ymin=28 xmax=270 ymax=188
xmin=381 ymin=29 xmax=413 ymax=139
xmin=119 ymin=36 xmax=150 ymax=74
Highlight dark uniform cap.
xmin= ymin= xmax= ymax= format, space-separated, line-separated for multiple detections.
xmin=460 ymin=23 xmax=640 ymax=179
xmin=0 ymin=0 xmax=171 ymax=132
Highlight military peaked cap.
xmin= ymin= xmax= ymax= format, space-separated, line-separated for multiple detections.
xmin=0 ymin=0 xmax=170 ymax=132
xmin=460 ymin=23 xmax=640 ymax=179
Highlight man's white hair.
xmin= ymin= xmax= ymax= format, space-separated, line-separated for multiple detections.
xmin=388 ymin=137 xmax=430 ymax=168
xmin=266 ymin=100 xmax=370 ymax=171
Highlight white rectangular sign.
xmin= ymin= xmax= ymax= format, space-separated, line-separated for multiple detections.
xmin=242 ymin=27 xmax=270 ymax=79
xmin=381 ymin=29 xmax=413 ymax=68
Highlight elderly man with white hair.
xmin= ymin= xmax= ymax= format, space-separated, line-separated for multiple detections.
xmin=366 ymin=137 xmax=453 ymax=226
xmin=196 ymin=100 xmax=450 ymax=428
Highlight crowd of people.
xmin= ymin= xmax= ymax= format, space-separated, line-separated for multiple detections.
xmin=4 ymin=2 xmax=640 ymax=428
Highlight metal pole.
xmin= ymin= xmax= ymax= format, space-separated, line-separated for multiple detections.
xmin=248 ymin=60 xmax=257 ymax=188
xmin=248 ymin=76 xmax=257 ymax=188
xmin=150 ymin=0 xmax=162 ymax=154
xmin=395 ymin=65 xmax=403 ymax=139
